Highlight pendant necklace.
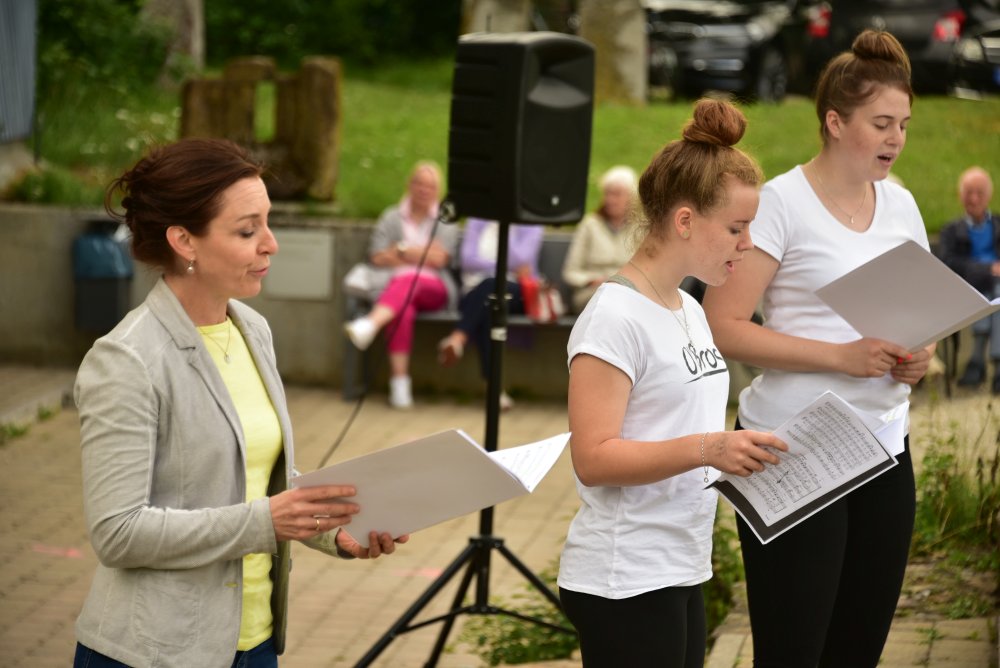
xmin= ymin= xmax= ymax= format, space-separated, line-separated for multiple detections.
xmin=812 ymin=163 xmax=868 ymax=226
xmin=629 ymin=260 xmax=694 ymax=350
xmin=201 ymin=319 xmax=233 ymax=364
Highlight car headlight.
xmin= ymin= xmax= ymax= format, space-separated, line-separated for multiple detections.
xmin=956 ymin=37 xmax=986 ymax=62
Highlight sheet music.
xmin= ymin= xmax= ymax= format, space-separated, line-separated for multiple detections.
xmin=712 ymin=392 xmax=899 ymax=544
xmin=488 ymin=433 xmax=570 ymax=492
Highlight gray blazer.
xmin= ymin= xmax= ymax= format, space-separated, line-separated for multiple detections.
xmin=75 ymin=278 xmax=337 ymax=667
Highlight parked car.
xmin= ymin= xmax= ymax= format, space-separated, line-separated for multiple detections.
xmin=645 ymin=0 xmax=819 ymax=102
xmin=797 ymin=0 xmax=1000 ymax=94
xmin=950 ymin=18 xmax=1000 ymax=94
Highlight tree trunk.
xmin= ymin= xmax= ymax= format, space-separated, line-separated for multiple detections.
xmin=461 ymin=0 xmax=532 ymax=34
xmin=578 ymin=0 xmax=646 ymax=104
xmin=141 ymin=0 xmax=205 ymax=83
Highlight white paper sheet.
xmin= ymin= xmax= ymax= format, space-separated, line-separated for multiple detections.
xmin=290 ymin=430 xmax=570 ymax=547
xmin=711 ymin=392 xmax=899 ymax=544
xmin=815 ymin=240 xmax=1000 ymax=352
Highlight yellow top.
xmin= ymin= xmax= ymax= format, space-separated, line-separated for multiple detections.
xmin=199 ymin=318 xmax=283 ymax=650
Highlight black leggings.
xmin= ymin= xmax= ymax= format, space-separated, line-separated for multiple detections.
xmin=559 ymin=584 xmax=706 ymax=668
xmin=734 ymin=418 xmax=915 ymax=668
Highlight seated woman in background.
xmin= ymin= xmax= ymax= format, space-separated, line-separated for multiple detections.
xmin=437 ymin=217 xmax=544 ymax=411
xmin=344 ymin=160 xmax=459 ymax=409
xmin=562 ymin=165 xmax=638 ymax=314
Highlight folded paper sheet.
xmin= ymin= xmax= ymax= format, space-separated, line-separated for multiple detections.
xmin=816 ymin=240 xmax=1000 ymax=352
xmin=291 ymin=430 xmax=570 ymax=547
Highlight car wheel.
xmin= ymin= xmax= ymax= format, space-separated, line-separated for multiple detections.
xmin=753 ymin=48 xmax=788 ymax=103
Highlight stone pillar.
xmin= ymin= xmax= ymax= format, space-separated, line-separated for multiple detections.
xmin=578 ymin=0 xmax=647 ymax=104
xmin=180 ymin=57 xmax=273 ymax=144
xmin=180 ymin=56 xmax=342 ymax=201
xmin=275 ymin=57 xmax=342 ymax=201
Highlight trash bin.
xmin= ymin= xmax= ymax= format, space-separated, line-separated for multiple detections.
xmin=73 ymin=219 xmax=134 ymax=333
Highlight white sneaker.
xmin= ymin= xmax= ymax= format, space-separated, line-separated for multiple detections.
xmin=499 ymin=391 xmax=515 ymax=412
xmin=344 ymin=317 xmax=377 ymax=351
xmin=389 ymin=375 xmax=413 ymax=409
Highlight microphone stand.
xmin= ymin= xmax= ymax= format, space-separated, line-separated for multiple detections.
xmin=354 ymin=220 xmax=575 ymax=667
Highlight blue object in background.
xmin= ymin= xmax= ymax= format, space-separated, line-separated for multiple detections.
xmin=73 ymin=220 xmax=134 ymax=332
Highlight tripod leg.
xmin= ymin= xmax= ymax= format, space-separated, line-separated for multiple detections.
xmin=495 ymin=541 xmax=565 ymax=613
xmin=354 ymin=542 xmax=477 ymax=667
xmin=422 ymin=542 xmax=485 ymax=667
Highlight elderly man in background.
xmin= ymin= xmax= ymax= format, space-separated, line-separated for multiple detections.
xmin=938 ymin=166 xmax=999 ymax=394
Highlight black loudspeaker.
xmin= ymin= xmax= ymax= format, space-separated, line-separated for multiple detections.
xmin=448 ymin=32 xmax=595 ymax=225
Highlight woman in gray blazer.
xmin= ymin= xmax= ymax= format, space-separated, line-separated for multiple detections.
xmin=74 ymin=138 xmax=404 ymax=668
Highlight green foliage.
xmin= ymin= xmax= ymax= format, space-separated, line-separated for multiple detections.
xmin=37 ymin=0 xmax=171 ymax=97
xmin=336 ymin=63 xmax=453 ymax=218
xmin=909 ymin=405 xmax=1000 ymax=623
xmin=457 ymin=562 xmax=577 ymax=666
xmin=29 ymin=0 xmax=179 ymax=200
xmin=946 ymin=593 xmax=994 ymax=619
xmin=0 ymin=423 xmax=28 ymax=447
xmin=6 ymin=167 xmax=104 ymax=206
xmin=203 ymin=1 xmax=461 ymax=69
xmin=912 ymin=411 xmax=1000 ymax=556
xmin=704 ymin=520 xmax=744 ymax=636
xmin=14 ymin=44 xmax=1000 ymax=227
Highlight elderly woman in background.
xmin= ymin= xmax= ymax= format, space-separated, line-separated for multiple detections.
xmin=74 ymin=137 xmax=403 ymax=668
xmin=562 ymin=165 xmax=638 ymax=314
xmin=344 ymin=160 xmax=459 ymax=409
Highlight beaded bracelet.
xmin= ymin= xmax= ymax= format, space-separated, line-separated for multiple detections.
xmin=700 ymin=432 xmax=710 ymax=483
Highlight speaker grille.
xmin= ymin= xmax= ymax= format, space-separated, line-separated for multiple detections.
xmin=447 ymin=32 xmax=594 ymax=225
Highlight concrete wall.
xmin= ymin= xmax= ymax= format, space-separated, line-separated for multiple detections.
xmin=0 ymin=203 xmax=575 ymax=400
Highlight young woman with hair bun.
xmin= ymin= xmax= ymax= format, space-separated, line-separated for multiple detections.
xmin=557 ymin=98 xmax=787 ymax=666
xmin=704 ymin=30 xmax=934 ymax=666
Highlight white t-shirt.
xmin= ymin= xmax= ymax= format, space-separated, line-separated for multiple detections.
xmin=738 ymin=165 xmax=929 ymax=447
xmin=558 ymin=282 xmax=729 ymax=599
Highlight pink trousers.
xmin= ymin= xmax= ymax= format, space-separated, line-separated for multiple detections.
xmin=376 ymin=272 xmax=448 ymax=353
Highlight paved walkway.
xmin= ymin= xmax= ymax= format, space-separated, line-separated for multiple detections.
xmin=0 ymin=364 xmax=996 ymax=667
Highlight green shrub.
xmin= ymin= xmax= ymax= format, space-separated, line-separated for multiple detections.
xmin=910 ymin=403 xmax=1000 ymax=620
xmin=912 ymin=411 xmax=1000 ymax=555
xmin=704 ymin=520 xmax=743 ymax=636
xmin=457 ymin=561 xmax=577 ymax=667
xmin=37 ymin=0 xmax=172 ymax=96
xmin=6 ymin=167 xmax=104 ymax=206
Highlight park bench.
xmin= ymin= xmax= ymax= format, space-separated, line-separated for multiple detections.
xmin=341 ymin=230 xmax=577 ymax=400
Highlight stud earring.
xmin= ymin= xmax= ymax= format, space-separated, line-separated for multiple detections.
xmin=680 ymin=230 xmax=690 ymax=239
xmin=186 ymin=258 xmax=195 ymax=274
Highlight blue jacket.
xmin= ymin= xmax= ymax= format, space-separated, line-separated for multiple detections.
xmin=937 ymin=213 xmax=1000 ymax=295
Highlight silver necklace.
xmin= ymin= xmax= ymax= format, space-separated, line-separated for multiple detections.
xmin=201 ymin=319 xmax=233 ymax=364
xmin=629 ymin=260 xmax=693 ymax=348
xmin=812 ymin=164 xmax=869 ymax=226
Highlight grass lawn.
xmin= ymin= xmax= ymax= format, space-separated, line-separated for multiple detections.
xmin=15 ymin=58 xmax=1000 ymax=234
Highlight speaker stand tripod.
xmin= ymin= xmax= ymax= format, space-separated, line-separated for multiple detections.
xmin=354 ymin=221 xmax=576 ymax=667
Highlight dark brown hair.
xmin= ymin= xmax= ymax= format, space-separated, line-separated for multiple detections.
xmin=814 ymin=30 xmax=913 ymax=143
xmin=635 ymin=97 xmax=763 ymax=242
xmin=105 ymin=138 xmax=264 ymax=271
